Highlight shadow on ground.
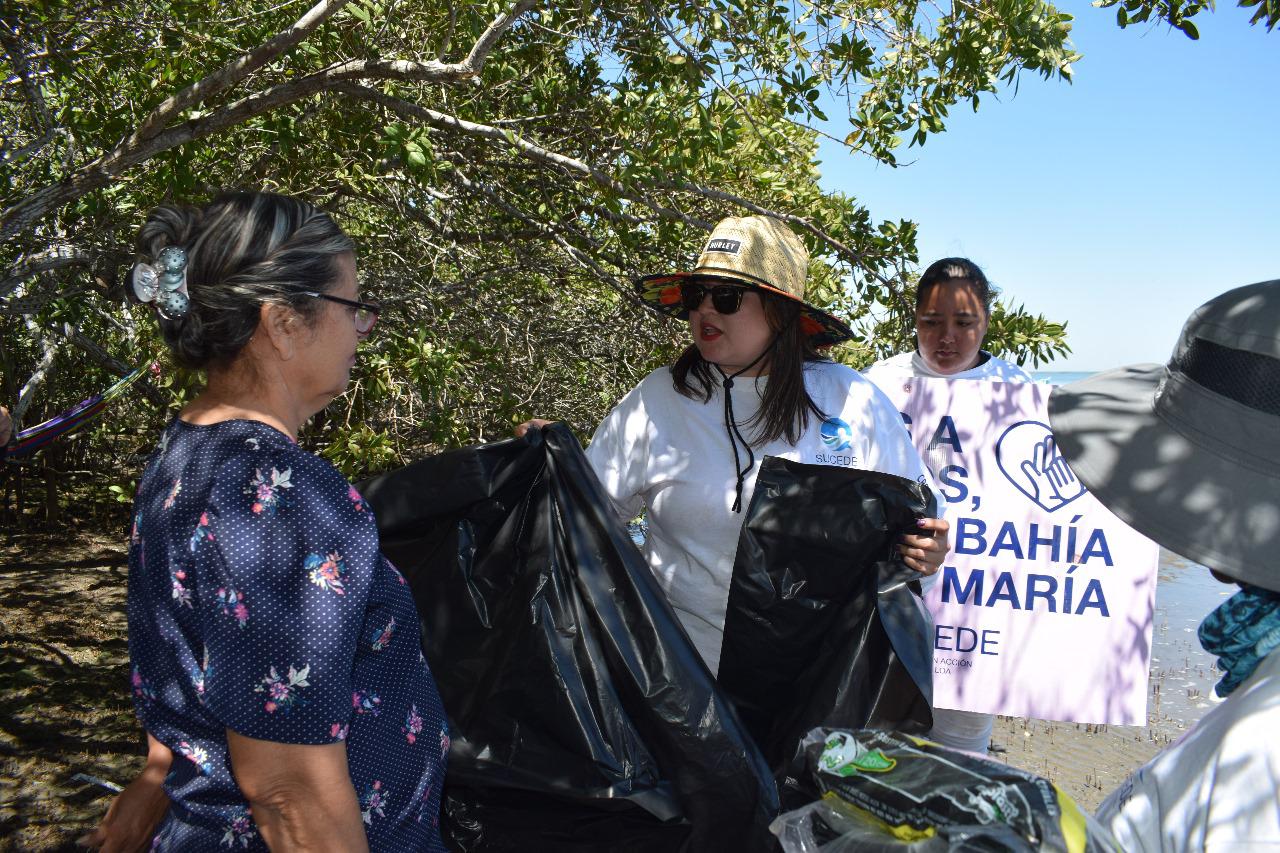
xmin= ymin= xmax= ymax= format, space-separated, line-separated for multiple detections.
xmin=1 ymin=531 xmax=143 ymax=852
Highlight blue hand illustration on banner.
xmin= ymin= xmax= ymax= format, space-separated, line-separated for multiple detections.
xmin=995 ymin=420 xmax=1085 ymax=513
xmin=821 ymin=417 xmax=853 ymax=452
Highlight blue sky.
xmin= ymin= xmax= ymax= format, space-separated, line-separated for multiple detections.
xmin=816 ymin=4 xmax=1279 ymax=370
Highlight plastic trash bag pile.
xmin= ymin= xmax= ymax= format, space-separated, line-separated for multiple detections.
xmin=361 ymin=425 xmax=775 ymax=851
xmin=771 ymin=729 xmax=1118 ymax=852
xmin=361 ymin=425 xmax=1106 ymax=850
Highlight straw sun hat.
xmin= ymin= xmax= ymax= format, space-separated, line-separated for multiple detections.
xmin=1047 ymin=279 xmax=1280 ymax=593
xmin=636 ymin=215 xmax=854 ymax=348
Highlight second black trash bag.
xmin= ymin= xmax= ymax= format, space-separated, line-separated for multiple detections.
xmin=358 ymin=424 xmax=779 ymax=852
xmin=716 ymin=457 xmax=938 ymax=775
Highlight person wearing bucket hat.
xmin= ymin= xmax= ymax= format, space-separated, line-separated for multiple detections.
xmin=1047 ymin=279 xmax=1280 ymax=851
xmin=521 ymin=215 xmax=949 ymax=676
xmin=863 ymin=257 xmax=1031 ymax=756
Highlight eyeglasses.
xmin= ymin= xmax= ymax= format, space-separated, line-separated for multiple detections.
xmin=300 ymin=291 xmax=380 ymax=335
xmin=681 ymin=281 xmax=748 ymax=315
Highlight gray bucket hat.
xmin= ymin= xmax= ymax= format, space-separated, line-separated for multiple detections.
xmin=1048 ymin=279 xmax=1280 ymax=594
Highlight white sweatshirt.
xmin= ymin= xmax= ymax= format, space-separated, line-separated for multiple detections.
xmin=585 ymin=360 xmax=934 ymax=675
xmin=862 ymin=350 xmax=1033 ymax=385
xmin=1096 ymin=647 xmax=1280 ymax=851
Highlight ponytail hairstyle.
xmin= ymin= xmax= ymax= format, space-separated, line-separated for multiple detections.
xmin=135 ymin=191 xmax=354 ymax=370
xmin=671 ymin=291 xmax=826 ymax=446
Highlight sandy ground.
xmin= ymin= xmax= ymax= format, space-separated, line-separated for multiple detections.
xmin=1 ymin=535 xmax=1219 ymax=849
xmin=1 ymin=532 xmax=139 ymax=852
xmin=992 ymin=714 xmax=1171 ymax=813
xmin=990 ymin=672 xmax=1219 ymax=814
xmin=988 ymin=548 xmax=1226 ymax=813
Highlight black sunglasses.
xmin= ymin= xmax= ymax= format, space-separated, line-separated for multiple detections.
xmin=300 ymin=291 xmax=380 ymax=334
xmin=681 ymin=281 xmax=748 ymax=315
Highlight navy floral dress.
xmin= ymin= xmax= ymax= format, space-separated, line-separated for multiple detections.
xmin=127 ymin=418 xmax=448 ymax=851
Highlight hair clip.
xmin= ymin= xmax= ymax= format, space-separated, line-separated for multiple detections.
xmin=129 ymin=246 xmax=190 ymax=319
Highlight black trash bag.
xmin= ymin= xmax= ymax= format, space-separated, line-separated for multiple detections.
xmin=359 ymin=424 xmax=779 ymax=852
xmin=716 ymin=457 xmax=937 ymax=776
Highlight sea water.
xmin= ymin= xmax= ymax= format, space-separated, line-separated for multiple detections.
xmin=1031 ymin=370 xmax=1094 ymax=386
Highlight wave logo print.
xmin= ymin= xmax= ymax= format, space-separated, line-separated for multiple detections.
xmin=995 ymin=420 xmax=1085 ymax=513
xmin=820 ymin=417 xmax=853 ymax=452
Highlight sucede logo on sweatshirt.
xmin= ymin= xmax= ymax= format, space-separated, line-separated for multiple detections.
xmin=815 ymin=417 xmax=857 ymax=467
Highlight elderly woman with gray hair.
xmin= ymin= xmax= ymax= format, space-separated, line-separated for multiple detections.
xmin=1049 ymin=279 xmax=1280 ymax=850
xmin=82 ymin=191 xmax=448 ymax=852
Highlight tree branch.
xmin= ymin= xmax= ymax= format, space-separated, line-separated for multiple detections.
xmin=13 ymin=330 xmax=58 ymax=423
xmin=0 ymin=127 xmax=60 ymax=167
xmin=0 ymin=287 xmax=88 ymax=317
xmin=336 ymin=84 xmax=712 ymax=230
xmin=0 ymin=26 xmax=54 ymax=134
xmin=0 ymin=0 xmax=538 ymax=242
xmin=1 ymin=247 xmax=95 ymax=299
xmin=459 ymin=0 xmax=538 ymax=71
xmin=125 ymin=0 xmax=353 ymax=146
xmin=56 ymin=324 xmax=166 ymax=407
xmin=451 ymin=169 xmax=641 ymax=305
xmin=337 ymin=84 xmax=889 ymax=282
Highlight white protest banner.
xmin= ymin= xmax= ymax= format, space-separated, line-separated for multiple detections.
xmin=876 ymin=377 xmax=1159 ymax=725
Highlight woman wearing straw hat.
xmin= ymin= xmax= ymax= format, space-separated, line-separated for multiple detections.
xmin=1048 ymin=279 xmax=1280 ymax=850
xmin=862 ymin=257 xmax=1031 ymax=755
xmin=522 ymin=215 xmax=950 ymax=676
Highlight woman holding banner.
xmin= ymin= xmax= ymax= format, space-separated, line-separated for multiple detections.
xmin=1050 ymin=279 xmax=1280 ymax=850
xmin=862 ymin=257 xmax=1031 ymax=754
xmin=862 ymin=257 xmax=1032 ymax=385
xmin=522 ymin=215 xmax=951 ymax=678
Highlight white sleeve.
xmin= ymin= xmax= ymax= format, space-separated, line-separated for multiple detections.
xmin=861 ymin=360 xmax=905 ymax=392
xmin=584 ymin=381 xmax=651 ymax=521
xmin=987 ymin=356 xmax=1035 ymax=383
xmin=860 ymin=361 xmax=893 ymax=388
xmin=1095 ymin=770 xmax=1163 ymax=853
xmin=860 ymin=381 xmax=941 ymax=519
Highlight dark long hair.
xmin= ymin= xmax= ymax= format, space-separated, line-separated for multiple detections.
xmin=671 ymin=291 xmax=826 ymax=445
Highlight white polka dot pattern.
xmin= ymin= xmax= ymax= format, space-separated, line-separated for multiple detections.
xmin=126 ymin=419 xmax=448 ymax=850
